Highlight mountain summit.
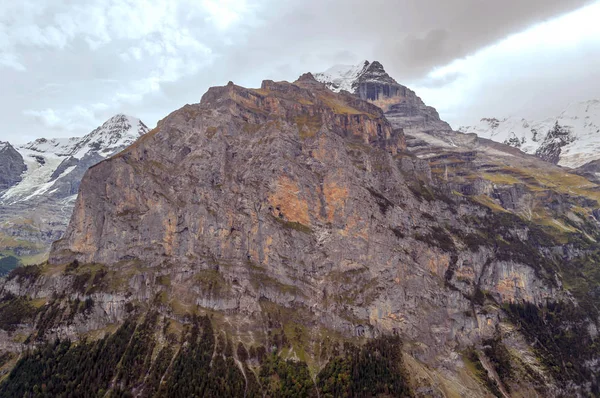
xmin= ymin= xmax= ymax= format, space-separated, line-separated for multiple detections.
xmin=1 ymin=73 xmax=600 ymax=396
xmin=315 ymin=60 xmax=401 ymax=97
xmin=315 ymin=60 xmax=452 ymax=136
xmin=0 ymin=114 xmax=148 ymax=270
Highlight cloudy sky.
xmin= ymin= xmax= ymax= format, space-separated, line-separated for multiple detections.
xmin=1 ymin=0 xmax=599 ymax=143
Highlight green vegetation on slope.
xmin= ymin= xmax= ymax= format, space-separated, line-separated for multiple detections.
xmin=0 ymin=313 xmax=414 ymax=397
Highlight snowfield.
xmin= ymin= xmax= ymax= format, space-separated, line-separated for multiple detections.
xmin=460 ymin=100 xmax=600 ymax=168
xmin=1 ymin=114 xmax=148 ymax=204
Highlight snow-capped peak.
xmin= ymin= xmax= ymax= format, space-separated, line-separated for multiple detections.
xmin=314 ymin=60 xmax=402 ymax=97
xmin=460 ymin=100 xmax=600 ymax=168
xmin=67 ymin=114 xmax=148 ymax=159
xmin=314 ymin=60 xmax=370 ymax=93
xmin=22 ymin=114 xmax=148 ymax=159
xmin=1 ymin=114 xmax=148 ymax=204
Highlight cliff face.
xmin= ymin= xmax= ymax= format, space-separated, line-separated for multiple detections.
xmin=51 ymin=76 xmax=404 ymax=266
xmin=2 ymin=75 xmax=600 ymax=397
xmin=315 ymin=61 xmax=452 ymax=137
xmin=0 ymin=142 xmax=25 ymax=190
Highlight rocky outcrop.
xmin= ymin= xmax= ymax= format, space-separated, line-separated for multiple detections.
xmin=0 ymin=142 xmax=26 ymax=190
xmin=2 ymin=75 xmax=600 ymax=396
xmin=534 ymin=122 xmax=575 ymax=164
xmin=315 ymin=61 xmax=452 ymax=137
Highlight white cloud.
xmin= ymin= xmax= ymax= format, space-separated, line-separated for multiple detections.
xmin=1 ymin=0 xmax=246 ymax=137
xmin=0 ymin=53 xmax=25 ymax=71
xmin=1 ymin=0 xmax=597 ymax=143
xmin=202 ymin=0 xmax=248 ymax=30
xmin=23 ymin=103 xmax=107 ymax=132
xmin=411 ymin=1 xmax=600 ymax=126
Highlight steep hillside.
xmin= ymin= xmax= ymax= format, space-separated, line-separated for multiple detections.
xmin=1 ymin=75 xmax=600 ymax=396
xmin=0 ymin=115 xmax=148 ymax=273
xmin=460 ymin=100 xmax=600 ymax=168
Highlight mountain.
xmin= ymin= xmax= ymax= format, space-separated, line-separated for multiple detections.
xmin=459 ymin=100 xmax=600 ymax=168
xmin=315 ymin=60 xmax=452 ymax=138
xmin=0 ymin=143 xmax=26 ymax=190
xmin=2 ymin=73 xmax=600 ymax=396
xmin=0 ymin=114 xmax=148 ymax=272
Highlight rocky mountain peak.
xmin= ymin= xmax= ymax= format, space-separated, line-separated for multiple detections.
xmin=72 ymin=114 xmax=148 ymax=158
xmin=4 ymin=72 xmax=600 ymax=396
xmin=0 ymin=141 xmax=26 ymax=190
xmin=460 ymin=99 xmax=600 ymax=168
xmin=315 ymin=60 xmax=453 ymax=137
xmin=295 ymin=72 xmax=323 ymax=86
xmin=359 ymin=60 xmax=399 ymax=86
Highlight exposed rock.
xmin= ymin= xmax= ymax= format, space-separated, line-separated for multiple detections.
xmin=2 ymin=76 xmax=600 ymax=396
xmin=0 ymin=142 xmax=26 ymax=190
xmin=315 ymin=60 xmax=452 ymax=137
xmin=534 ymin=122 xmax=575 ymax=164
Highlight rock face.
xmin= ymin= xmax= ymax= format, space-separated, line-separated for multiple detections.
xmin=3 ymin=75 xmax=600 ymax=396
xmin=0 ymin=115 xmax=148 ymax=270
xmin=0 ymin=142 xmax=26 ymax=190
xmin=315 ymin=60 xmax=452 ymax=136
xmin=52 ymin=76 xmax=405 ymax=266
xmin=460 ymin=100 xmax=600 ymax=168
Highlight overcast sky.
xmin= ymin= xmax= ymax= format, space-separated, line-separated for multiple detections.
xmin=1 ymin=0 xmax=599 ymax=143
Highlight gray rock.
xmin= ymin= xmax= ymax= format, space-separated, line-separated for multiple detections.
xmin=0 ymin=142 xmax=26 ymax=190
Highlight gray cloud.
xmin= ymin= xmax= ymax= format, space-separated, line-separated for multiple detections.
xmin=0 ymin=0 xmax=596 ymax=143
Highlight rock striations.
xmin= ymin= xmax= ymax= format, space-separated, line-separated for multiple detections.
xmin=2 ymin=74 xmax=600 ymax=396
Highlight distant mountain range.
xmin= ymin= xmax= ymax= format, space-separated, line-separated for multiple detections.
xmin=459 ymin=100 xmax=600 ymax=168
xmin=0 ymin=114 xmax=148 ymax=272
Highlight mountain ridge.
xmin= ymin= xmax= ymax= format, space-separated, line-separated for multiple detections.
xmin=459 ymin=100 xmax=600 ymax=168
xmin=2 ymin=68 xmax=600 ymax=396
xmin=315 ymin=60 xmax=452 ymax=139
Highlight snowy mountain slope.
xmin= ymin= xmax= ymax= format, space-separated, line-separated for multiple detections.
xmin=2 ymin=114 xmax=148 ymax=204
xmin=459 ymin=100 xmax=600 ymax=168
xmin=314 ymin=60 xmax=452 ymax=138
xmin=314 ymin=61 xmax=370 ymax=93
xmin=0 ymin=114 xmax=148 ymax=269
